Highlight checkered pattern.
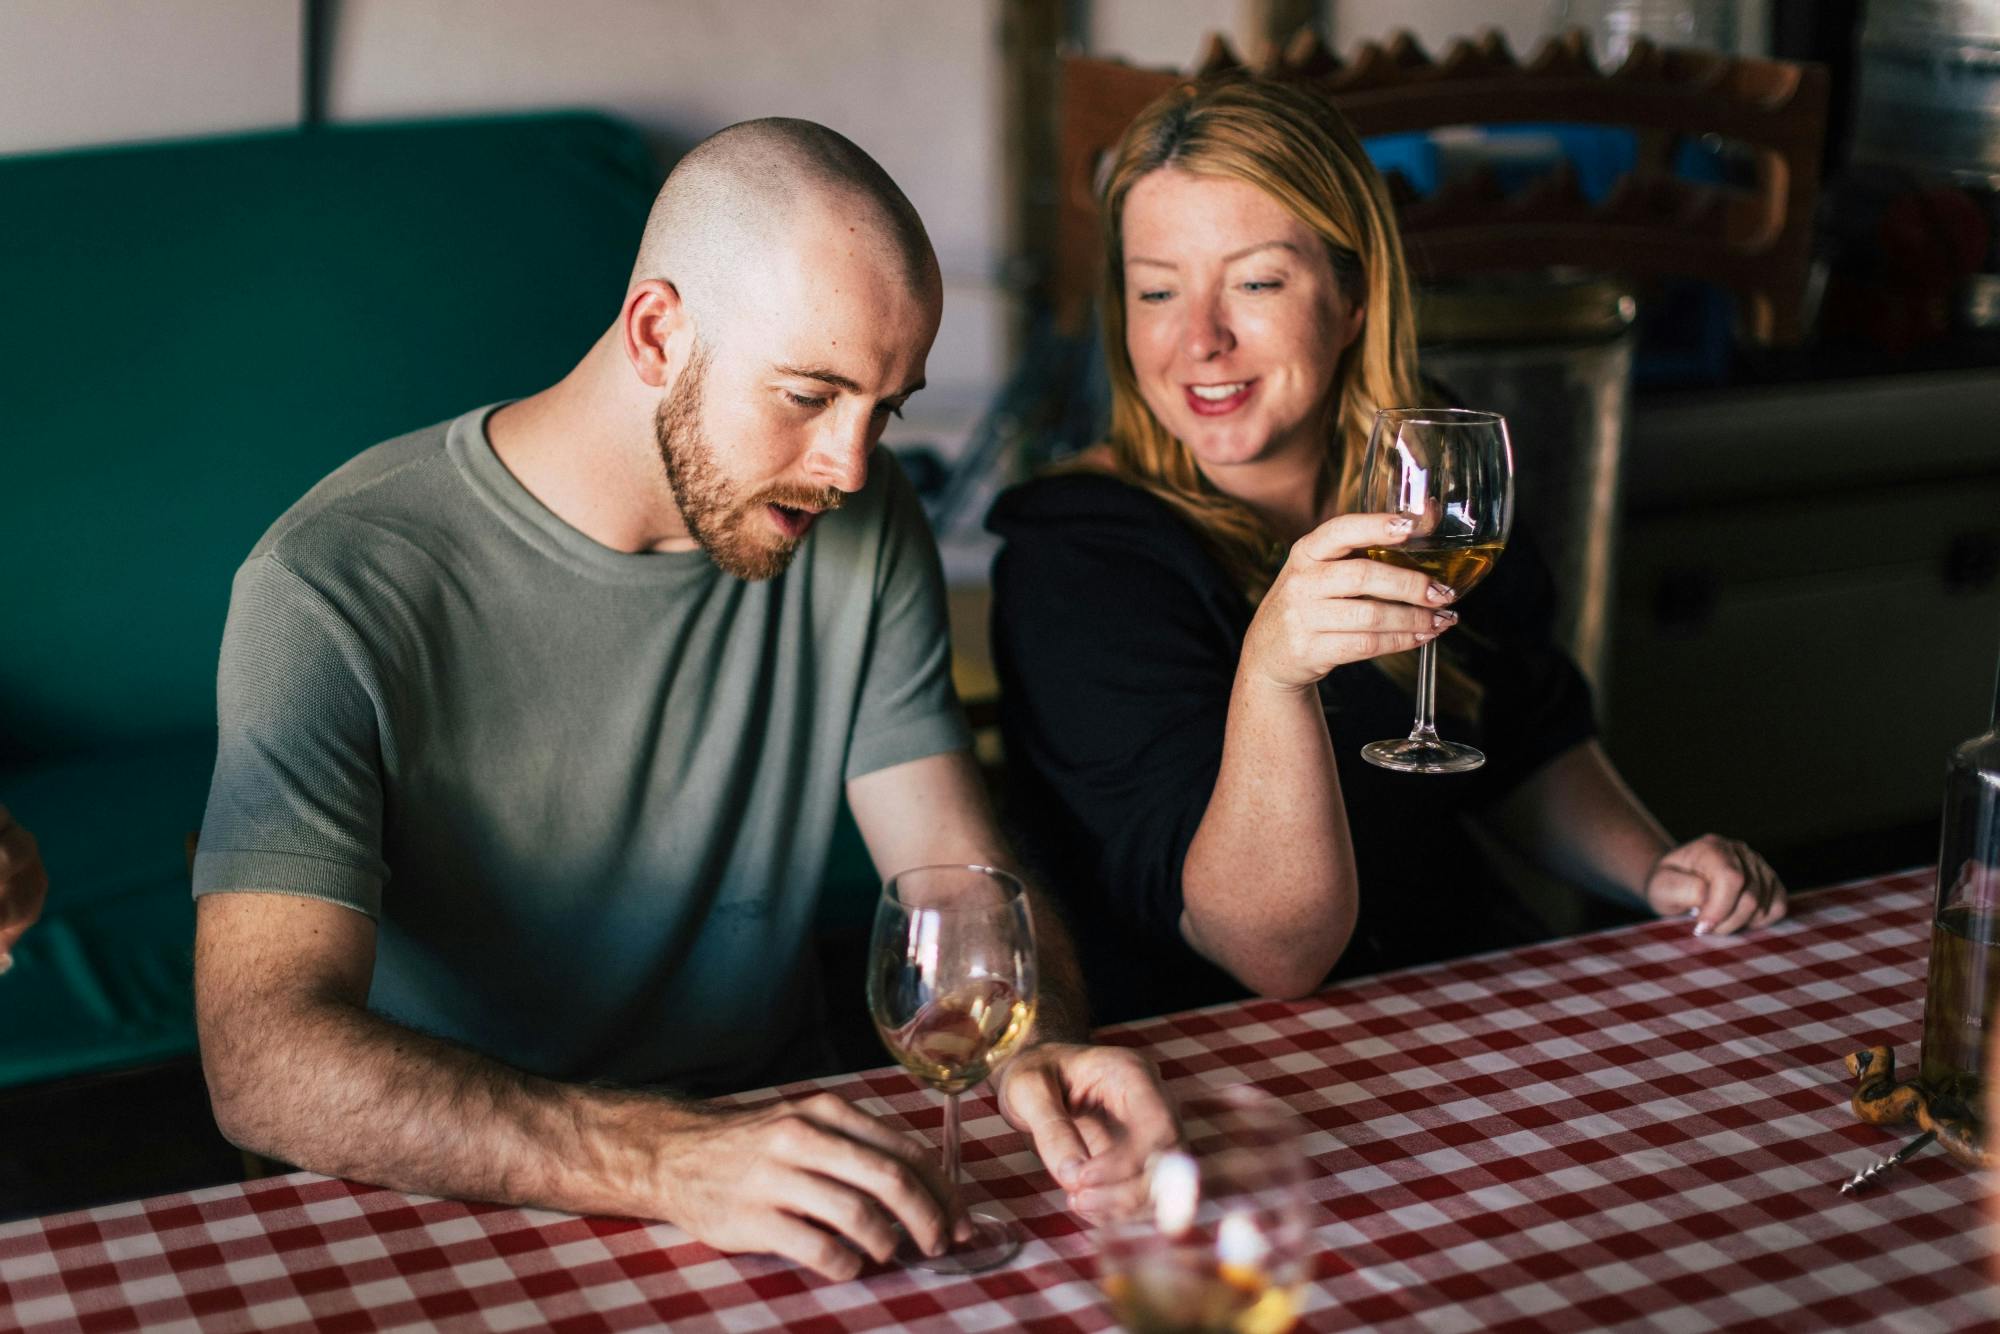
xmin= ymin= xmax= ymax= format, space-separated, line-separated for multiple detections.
xmin=5 ymin=871 xmax=1995 ymax=1332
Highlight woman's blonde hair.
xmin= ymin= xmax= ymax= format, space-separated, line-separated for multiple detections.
xmin=1097 ymin=75 xmax=1426 ymax=596
xmin=1091 ymin=75 xmax=1481 ymax=716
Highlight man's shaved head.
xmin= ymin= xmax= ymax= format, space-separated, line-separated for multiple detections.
xmin=631 ymin=117 xmax=939 ymax=337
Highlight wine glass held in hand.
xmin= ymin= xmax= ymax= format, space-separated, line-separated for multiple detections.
xmin=868 ymin=863 xmax=1039 ymax=1274
xmin=1358 ymin=407 xmax=1514 ymax=774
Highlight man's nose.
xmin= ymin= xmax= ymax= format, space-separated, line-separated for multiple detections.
xmin=1184 ymin=292 xmax=1234 ymax=362
xmin=805 ymin=416 xmax=873 ymax=494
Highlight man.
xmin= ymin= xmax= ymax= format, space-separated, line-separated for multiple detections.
xmin=193 ymin=119 xmax=1172 ymax=1281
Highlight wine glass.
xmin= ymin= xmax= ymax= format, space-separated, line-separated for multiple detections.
xmin=1097 ymin=1084 xmax=1311 ymax=1334
xmin=1357 ymin=407 xmax=1514 ymax=774
xmin=868 ymin=863 xmax=1039 ymax=1274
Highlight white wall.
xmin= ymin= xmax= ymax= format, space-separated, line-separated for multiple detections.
xmin=0 ymin=0 xmax=299 ymax=154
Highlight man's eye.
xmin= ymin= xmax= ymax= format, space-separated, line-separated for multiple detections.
xmin=785 ymin=391 xmax=827 ymax=409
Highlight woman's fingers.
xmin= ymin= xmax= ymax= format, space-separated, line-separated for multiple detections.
xmin=1647 ymin=836 xmax=1789 ymax=937
xmin=1292 ymin=511 xmax=1416 ymax=564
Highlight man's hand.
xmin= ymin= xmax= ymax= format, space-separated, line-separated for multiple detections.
xmin=993 ymin=1042 xmax=1176 ymax=1223
xmin=647 ymin=1092 xmax=959 ymax=1281
xmin=1644 ymin=834 xmax=1787 ymax=936
xmin=0 ymin=804 xmax=48 ymax=971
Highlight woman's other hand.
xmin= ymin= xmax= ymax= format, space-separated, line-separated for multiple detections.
xmin=1240 ymin=512 xmax=1458 ymax=692
xmin=1644 ymin=834 xmax=1788 ymax=936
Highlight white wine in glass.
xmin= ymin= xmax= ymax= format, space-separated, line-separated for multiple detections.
xmin=1358 ymin=407 xmax=1514 ymax=774
xmin=1096 ymin=1085 xmax=1311 ymax=1334
xmin=868 ymin=863 xmax=1038 ymax=1273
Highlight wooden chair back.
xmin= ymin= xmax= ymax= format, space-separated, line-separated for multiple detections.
xmin=1054 ymin=28 xmax=1830 ymax=344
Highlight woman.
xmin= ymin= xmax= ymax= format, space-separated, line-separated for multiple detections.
xmin=987 ymin=77 xmax=1785 ymax=1022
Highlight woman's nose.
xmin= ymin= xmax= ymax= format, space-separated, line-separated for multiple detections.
xmin=1183 ymin=294 xmax=1234 ymax=362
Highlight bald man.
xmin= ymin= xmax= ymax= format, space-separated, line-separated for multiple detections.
xmin=192 ymin=120 xmax=1171 ymax=1280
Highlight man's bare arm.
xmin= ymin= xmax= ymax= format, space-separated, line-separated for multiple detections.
xmin=195 ymin=891 xmax=953 ymax=1279
xmin=846 ymin=750 xmax=1176 ymax=1218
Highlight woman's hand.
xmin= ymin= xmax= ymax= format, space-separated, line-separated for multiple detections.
xmin=1643 ymin=834 xmax=1788 ymax=936
xmin=1240 ymin=513 xmax=1458 ymax=692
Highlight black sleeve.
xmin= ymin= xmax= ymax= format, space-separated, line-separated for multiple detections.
xmin=989 ymin=493 xmax=1239 ymax=953
xmin=1455 ymin=522 xmax=1599 ymax=808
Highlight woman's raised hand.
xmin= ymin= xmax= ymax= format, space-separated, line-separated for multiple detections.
xmin=1240 ymin=513 xmax=1458 ymax=693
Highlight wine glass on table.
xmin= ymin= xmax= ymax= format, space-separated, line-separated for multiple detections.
xmin=1358 ymin=407 xmax=1515 ymax=774
xmin=868 ymin=863 xmax=1038 ymax=1273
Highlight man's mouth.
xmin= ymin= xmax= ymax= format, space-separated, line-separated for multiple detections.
xmin=766 ymin=502 xmax=822 ymax=539
xmin=1184 ymin=379 xmax=1255 ymax=415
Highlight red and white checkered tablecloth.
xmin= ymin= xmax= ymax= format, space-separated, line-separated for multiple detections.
xmin=4 ymin=870 xmax=1995 ymax=1332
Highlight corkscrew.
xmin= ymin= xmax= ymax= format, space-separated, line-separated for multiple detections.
xmin=1838 ymin=1129 xmax=1937 ymax=1195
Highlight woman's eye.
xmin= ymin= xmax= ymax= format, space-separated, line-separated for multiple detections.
xmin=1136 ymin=289 xmax=1173 ymax=304
xmin=1241 ymin=279 xmax=1283 ymax=293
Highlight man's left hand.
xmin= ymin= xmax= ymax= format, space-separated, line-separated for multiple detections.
xmin=993 ymin=1041 xmax=1176 ymax=1222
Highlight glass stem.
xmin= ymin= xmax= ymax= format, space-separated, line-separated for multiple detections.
xmin=1410 ymin=638 xmax=1441 ymax=741
xmin=940 ymin=1090 xmax=963 ymax=1216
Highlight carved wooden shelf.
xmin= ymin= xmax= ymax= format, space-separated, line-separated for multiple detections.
xmin=1056 ymin=27 xmax=1829 ymax=344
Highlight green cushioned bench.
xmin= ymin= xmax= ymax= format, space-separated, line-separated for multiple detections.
xmin=1 ymin=113 xmax=663 ymax=1094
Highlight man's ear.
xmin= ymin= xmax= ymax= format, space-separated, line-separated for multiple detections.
xmin=622 ymin=279 xmax=688 ymax=388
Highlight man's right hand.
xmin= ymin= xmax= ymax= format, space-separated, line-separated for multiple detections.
xmin=645 ymin=1091 xmax=959 ymax=1281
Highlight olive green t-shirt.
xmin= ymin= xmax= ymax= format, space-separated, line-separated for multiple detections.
xmin=193 ymin=406 xmax=969 ymax=1092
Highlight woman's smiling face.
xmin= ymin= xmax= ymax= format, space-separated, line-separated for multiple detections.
xmin=1120 ymin=168 xmax=1365 ymax=480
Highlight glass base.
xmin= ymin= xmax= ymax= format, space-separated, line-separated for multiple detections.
xmin=1361 ymin=736 xmax=1485 ymax=774
xmin=897 ymin=1210 xmax=1022 ymax=1274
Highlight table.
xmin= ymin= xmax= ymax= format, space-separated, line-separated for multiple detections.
xmin=4 ymin=870 xmax=1995 ymax=1332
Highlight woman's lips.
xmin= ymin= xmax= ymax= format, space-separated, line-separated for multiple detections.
xmin=1183 ymin=379 xmax=1255 ymax=416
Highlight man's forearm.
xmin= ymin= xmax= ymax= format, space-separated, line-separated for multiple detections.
xmin=205 ymin=996 xmax=694 ymax=1218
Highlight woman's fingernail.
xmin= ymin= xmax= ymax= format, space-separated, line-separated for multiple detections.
xmin=1387 ymin=516 xmax=1414 ymax=534
xmin=1693 ymin=920 xmax=1714 ymax=937
xmin=1427 ymin=582 xmax=1454 ymax=602
xmin=1433 ymin=610 xmax=1458 ymax=627
xmin=1684 ymin=907 xmax=1700 ymax=919
xmin=1056 ymin=1158 xmax=1082 ymax=1187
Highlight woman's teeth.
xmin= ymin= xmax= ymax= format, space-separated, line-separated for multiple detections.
xmin=1189 ymin=382 xmax=1248 ymax=401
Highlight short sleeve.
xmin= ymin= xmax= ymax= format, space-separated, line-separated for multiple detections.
xmin=192 ymin=554 xmax=390 ymax=914
xmin=990 ymin=488 xmax=1239 ymax=951
xmin=842 ymin=455 xmax=973 ymax=780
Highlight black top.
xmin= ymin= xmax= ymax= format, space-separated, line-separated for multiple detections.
xmin=986 ymin=471 xmax=1602 ymax=1022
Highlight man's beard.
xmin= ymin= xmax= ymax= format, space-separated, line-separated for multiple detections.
xmin=655 ymin=342 xmax=844 ymax=581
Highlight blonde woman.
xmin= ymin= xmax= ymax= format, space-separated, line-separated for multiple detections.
xmin=987 ymin=77 xmax=1784 ymax=1021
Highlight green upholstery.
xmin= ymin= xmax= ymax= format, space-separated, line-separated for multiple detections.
xmin=1 ymin=113 xmax=662 ymax=1088
xmin=4 ymin=113 xmax=659 ymax=764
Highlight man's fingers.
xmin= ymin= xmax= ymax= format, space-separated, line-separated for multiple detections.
xmin=1003 ymin=1060 xmax=1094 ymax=1191
xmin=782 ymin=1097 xmax=950 ymax=1256
xmin=786 ymin=1173 xmax=906 ymax=1266
xmin=758 ymin=1214 xmax=867 ymax=1283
